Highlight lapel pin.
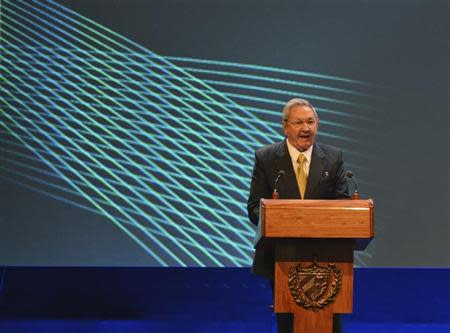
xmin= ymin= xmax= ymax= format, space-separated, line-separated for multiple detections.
xmin=323 ymin=171 xmax=329 ymax=177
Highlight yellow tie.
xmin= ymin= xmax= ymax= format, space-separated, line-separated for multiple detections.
xmin=297 ymin=154 xmax=307 ymax=199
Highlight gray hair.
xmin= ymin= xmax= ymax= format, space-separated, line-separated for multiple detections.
xmin=282 ymin=98 xmax=319 ymax=122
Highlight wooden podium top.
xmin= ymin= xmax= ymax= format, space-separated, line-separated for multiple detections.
xmin=255 ymin=199 xmax=374 ymax=248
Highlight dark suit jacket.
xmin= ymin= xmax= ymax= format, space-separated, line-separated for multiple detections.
xmin=247 ymin=140 xmax=350 ymax=277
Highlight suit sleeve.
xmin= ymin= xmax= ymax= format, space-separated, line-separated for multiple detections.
xmin=334 ymin=150 xmax=351 ymax=199
xmin=247 ymin=151 xmax=272 ymax=226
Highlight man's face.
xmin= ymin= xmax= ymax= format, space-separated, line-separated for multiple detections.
xmin=282 ymin=105 xmax=319 ymax=151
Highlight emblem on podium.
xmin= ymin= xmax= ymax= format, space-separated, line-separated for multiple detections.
xmin=288 ymin=258 xmax=342 ymax=311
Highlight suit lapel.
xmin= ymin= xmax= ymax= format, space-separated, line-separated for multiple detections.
xmin=305 ymin=143 xmax=326 ymax=198
xmin=274 ymin=140 xmax=301 ymax=199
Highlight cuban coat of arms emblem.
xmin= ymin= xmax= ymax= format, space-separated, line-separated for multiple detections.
xmin=288 ymin=258 xmax=342 ymax=311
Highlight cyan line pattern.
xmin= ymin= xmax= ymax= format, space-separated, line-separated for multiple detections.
xmin=2 ymin=94 xmax=374 ymax=178
xmin=1 ymin=133 xmax=250 ymax=228
xmin=0 ymin=0 xmax=377 ymax=266
xmin=0 ymin=148 xmax=252 ymax=256
xmin=1 ymin=55 xmax=244 ymax=266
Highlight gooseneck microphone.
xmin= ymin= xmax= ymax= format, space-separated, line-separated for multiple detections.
xmin=272 ymin=170 xmax=286 ymax=199
xmin=346 ymin=170 xmax=360 ymax=199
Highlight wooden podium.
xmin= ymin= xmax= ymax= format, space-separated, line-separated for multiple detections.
xmin=255 ymin=199 xmax=374 ymax=333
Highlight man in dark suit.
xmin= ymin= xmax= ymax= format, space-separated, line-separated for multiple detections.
xmin=247 ymin=98 xmax=350 ymax=333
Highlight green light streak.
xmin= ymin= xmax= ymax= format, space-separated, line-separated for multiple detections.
xmin=13 ymin=0 xmax=262 ymax=160
xmin=2 ymin=133 xmax=251 ymax=228
xmin=1 ymin=15 xmax=253 ymax=263
xmin=30 ymin=0 xmax=280 ymax=144
xmin=0 ymin=169 xmax=252 ymax=261
xmin=2 ymin=6 xmax=258 ymax=229
xmin=0 ymin=98 xmax=170 ymax=266
xmin=0 ymin=156 xmax=253 ymax=251
xmin=164 ymin=56 xmax=371 ymax=86
xmin=1 ymin=66 xmax=212 ymax=267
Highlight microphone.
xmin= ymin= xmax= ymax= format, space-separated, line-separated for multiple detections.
xmin=272 ymin=170 xmax=285 ymax=199
xmin=346 ymin=170 xmax=360 ymax=199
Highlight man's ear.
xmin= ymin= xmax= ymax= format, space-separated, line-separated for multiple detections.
xmin=282 ymin=120 xmax=287 ymax=133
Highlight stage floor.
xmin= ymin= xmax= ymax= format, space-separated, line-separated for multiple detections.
xmin=1 ymin=320 xmax=449 ymax=333
xmin=0 ymin=267 xmax=449 ymax=332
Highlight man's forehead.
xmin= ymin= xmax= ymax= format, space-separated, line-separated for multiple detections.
xmin=288 ymin=105 xmax=317 ymax=120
